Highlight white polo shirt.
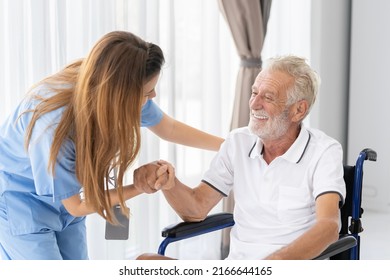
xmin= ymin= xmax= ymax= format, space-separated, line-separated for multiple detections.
xmin=202 ymin=125 xmax=346 ymax=260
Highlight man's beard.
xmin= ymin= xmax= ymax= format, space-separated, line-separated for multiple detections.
xmin=248 ymin=108 xmax=290 ymax=140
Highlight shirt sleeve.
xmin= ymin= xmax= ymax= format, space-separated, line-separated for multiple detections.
xmin=202 ymin=134 xmax=234 ymax=196
xmin=313 ymin=143 xmax=346 ymax=205
xmin=141 ymin=100 xmax=163 ymax=127
xmin=27 ymin=109 xmax=81 ymax=202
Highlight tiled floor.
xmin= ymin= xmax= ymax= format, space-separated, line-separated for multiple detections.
xmin=360 ymin=209 xmax=390 ymax=259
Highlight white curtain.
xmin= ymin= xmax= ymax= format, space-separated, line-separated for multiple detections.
xmin=0 ymin=0 xmax=238 ymax=259
xmin=262 ymin=0 xmax=311 ymax=62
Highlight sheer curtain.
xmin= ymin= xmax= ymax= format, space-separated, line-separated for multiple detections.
xmin=261 ymin=0 xmax=311 ymax=76
xmin=0 ymin=0 xmax=237 ymax=259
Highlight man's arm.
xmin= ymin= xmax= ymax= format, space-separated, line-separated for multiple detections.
xmin=264 ymin=193 xmax=340 ymax=260
xmin=162 ymin=179 xmax=224 ymax=222
xmin=133 ymin=160 xmax=224 ymax=222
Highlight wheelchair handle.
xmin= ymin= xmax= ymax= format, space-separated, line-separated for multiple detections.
xmin=361 ymin=148 xmax=377 ymax=162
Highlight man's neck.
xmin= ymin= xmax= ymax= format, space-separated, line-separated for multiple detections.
xmin=262 ymin=125 xmax=301 ymax=164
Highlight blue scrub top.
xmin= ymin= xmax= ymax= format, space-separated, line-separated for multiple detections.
xmin=0 ymin=86 xmax=163 ymax=236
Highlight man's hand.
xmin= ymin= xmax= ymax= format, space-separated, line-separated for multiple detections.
xmin=156 ymin=160 xmax=175 ymax=190
xmin=133 ymin=160 xmax=175 ymax=194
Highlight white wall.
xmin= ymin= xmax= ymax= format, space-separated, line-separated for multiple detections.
xmin=309 ymin=0 xmax=351 ymax=150
xmin=308 ymin=0 xmax=390 ymax=217
xmin=348 ymin=0 xmax=390 ymax=212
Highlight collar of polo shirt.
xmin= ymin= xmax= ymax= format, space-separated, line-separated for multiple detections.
xmin=248 ymin=125 xmax=311 ymax=164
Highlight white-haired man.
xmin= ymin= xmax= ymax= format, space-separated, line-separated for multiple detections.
xmin=135 ymin=55 xmax=345 ymax=260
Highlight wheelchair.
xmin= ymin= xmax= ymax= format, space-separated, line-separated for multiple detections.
xmin=157 ymin=148 xmax=377 ymax=260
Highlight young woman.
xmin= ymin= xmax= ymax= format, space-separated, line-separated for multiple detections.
xmin=0 ymin=31 xmax=223 ymax=260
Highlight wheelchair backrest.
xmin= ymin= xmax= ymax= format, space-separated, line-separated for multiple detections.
xmin=340 ymin=165 xmax=357 ymax=235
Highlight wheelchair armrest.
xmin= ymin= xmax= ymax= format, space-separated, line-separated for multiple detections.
xmin=162 ymin=212 xmax=234 ymax=239
xmin=160 ymin=214 xmax=357 ymax=260
xmin=158 ymin=213 xmax=234 ymax=255
xmin=313 ymin=235 xmax=357 ymax=260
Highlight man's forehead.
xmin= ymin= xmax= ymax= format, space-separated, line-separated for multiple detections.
xmin=252 ymin=70 xmax=293 ymax=90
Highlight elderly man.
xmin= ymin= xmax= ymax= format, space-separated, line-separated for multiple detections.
xmin=135 ymin=55 xmax=346 ymax=260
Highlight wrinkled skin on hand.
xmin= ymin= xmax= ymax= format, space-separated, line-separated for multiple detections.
xmin=133 ymin=160 xmax=175 ymax=194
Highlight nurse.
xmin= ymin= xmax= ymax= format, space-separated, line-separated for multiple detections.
xmin=0 ymin=31 xmax=223 ymax=259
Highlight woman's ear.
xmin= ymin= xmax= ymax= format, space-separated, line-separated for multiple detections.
xmin=291 ymin=100 xmax=308 ymax=122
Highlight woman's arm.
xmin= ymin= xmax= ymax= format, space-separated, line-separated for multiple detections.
xmin=148 ymin=113 xmax=224 ymax=151
xmin=62 ymin=161 xmax=171 ymax=217
xmin=61 ymin=184 xmax=142 ymax=217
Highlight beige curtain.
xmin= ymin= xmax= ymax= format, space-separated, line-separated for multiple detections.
xmin=218 ymin=0 xmax=272 ymax=259
xmin=219 ymin=0 xmax=272 ymax=129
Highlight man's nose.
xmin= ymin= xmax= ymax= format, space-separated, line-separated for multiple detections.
xmin=250 ymin=94 xmax=264 ymax=109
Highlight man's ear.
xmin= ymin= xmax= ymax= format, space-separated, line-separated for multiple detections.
xmin=291 ymin=100 xmax=308 ymax=122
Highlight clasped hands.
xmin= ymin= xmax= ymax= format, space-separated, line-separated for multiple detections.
xmin=133 ymin=160 xmax=175 ymax=194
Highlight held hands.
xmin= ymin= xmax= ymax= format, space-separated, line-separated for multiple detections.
xmin=133 ymin=160 xmax=175 ymax=194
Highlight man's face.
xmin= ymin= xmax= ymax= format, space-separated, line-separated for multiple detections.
xmin=248 ymin=70 xmax=294 ymax=140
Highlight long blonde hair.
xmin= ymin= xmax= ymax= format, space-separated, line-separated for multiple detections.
xmin=24 ymin=31 xmax=164 ymax=223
